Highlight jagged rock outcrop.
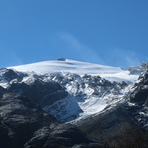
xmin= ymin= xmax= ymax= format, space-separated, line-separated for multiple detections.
xmin=128 ymin=62 xmax=148 ymax=75
xmin=0 ymin=68 xmax=27 ymax=84
xmin=7 ymin=79 xmax=68 ymax=107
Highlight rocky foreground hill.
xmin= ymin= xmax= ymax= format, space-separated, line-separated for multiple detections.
xmin=0 ymin=60 xmax=148 ymax=148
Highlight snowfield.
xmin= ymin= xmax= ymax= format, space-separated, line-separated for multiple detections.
xmin=9 ymin=59 xmax=139 ymax=83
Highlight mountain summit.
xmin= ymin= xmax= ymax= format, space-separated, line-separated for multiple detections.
xmin=9 ymin=59 xmax=138 ymax=83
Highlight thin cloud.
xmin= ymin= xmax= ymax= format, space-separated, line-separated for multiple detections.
xmin=107 ymin=48 xmax=141 ymax=69
xmin=57 ymin=32 xmax=105 ymax=64
xmin=54 ymin=32 xmax=143 ymax=69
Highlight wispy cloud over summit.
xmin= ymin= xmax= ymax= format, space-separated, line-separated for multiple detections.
xmin=105 ymin=48 xmax=142 ymax=69
xmin=57 ymin=32 xmax=105 ymax=65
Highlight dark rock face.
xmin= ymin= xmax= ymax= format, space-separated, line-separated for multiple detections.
xmin=25 ymin=124 xmax=103 ymax=148
xmin=0 ymin=86 xmax=6 ymax=97
xmin=74 ymin=103 xmax=148 ymax=148
xmin=0 ymin=93 xmax=103 ymax=148
xmin=130 ymin=85 xmax=148 ymax=106
xmin=57 ymin=58 xmax=66 ymax=61
xmin=0 ymin=68 xmax=27 ymax=82
xmin=130 ymin=72 xmax=148 ymax=106
xmin=7 ymin=79 xmax=68 ymax=107
xmin=0 ymin=93 xmax=57 ymax=148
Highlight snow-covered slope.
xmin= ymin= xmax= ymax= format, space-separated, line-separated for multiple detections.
xmin=4 ymin=59 xmax=142 ymax=121
xmin=9 ymin=59 xmax=138 ymax=83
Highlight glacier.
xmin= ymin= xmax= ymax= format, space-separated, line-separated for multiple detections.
xmin=9 ymin=59 xmax=139 ymax=83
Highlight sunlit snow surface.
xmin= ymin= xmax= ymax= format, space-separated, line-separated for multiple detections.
xmin=9 ymin=59 xmax=138 ymax=83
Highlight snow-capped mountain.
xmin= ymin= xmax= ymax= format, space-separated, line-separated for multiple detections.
xmin=0 ymin=59 xmax=148 ymax=147
xmin=0 ymin=59 xmax=142 ymax=121
xmin=9 ymin=58 xmax=139 ymax=83
xmin=2 ymin=59 xmax=138 ymax=121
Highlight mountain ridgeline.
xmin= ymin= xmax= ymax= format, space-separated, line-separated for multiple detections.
xmin=0 ymin=59 xmax=148 ymax=148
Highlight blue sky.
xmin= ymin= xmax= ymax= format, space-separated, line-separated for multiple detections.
xmin=0 ymin=0 xmax=148 ymax=69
